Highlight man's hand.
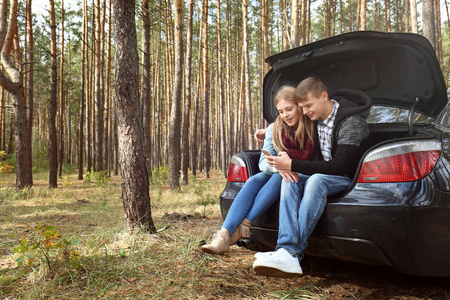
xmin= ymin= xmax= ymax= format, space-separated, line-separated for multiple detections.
xmin=278 ymin=170 xmax=299 ymax=183
xmin=267 ymin=151 xmax=292 ymax=171
xmin=254 ymin=129 xmax=266 ymax=143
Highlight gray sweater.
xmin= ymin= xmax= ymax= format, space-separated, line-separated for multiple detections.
xmin=291 ymin=89 xmax=372 ymax=178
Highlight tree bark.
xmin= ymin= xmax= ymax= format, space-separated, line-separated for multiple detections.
xmin=26 ymin=0 xmax=34 ymax=166
xmin=141 ymin=0 xmax=152 ymax=176
xmin=0 ymin=0 xmax=32 ymax=189
xmin=49 ymin=0 xmax=58 ymax=188
xmin=405 ymin=0 xmax=410 ymax=31
xmin=95 ymin=0 xmax=104 ymax=171
xmin=113 ymin=0 xmax=155 ymax=231
xmin=78 ymin=0 xmax=87 ymax=180
xmin=202 ymin=0 xmax=210 ymax=177
xmin=242 ymin=0 xmax=253 ymax=150
xmin=423 ymin=0 xmax=436 ymax=50
xmin=181 ymin=0 xmax=193 ymax=185
xmin=280 ymin=0 xmax=289 ymax=50
xmin=217 ymin=0 xmax=227 ymax=178
xmin=360 ymin=0 xmax=366 ymax=30
xmin=168 ymin=0 xmax=183 ymax=190
xmin=385 ymin=0 xmax=391 ymax=32
xmin=59 ymin=0 xmax=65 ymax=178
xmin=301 ymin=0 xmax=307 ymax=44
xmin=291 ymin=0 xmax=300 ymax=47
xmin=410 ymin=0 xmax=418 ymax=33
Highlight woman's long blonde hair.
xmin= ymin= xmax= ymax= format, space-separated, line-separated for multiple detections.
xmin=272 ymin=86 xmax=315 ymax=152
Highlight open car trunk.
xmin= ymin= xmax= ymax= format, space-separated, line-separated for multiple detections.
xmin=220 ymin=31 xmax=450 ymax=276
xmin=263 ymin=31 xmax=447 ymax=126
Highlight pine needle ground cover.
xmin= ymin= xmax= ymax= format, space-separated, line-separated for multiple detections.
xmin=0 ymin=170 xmax=449 ymax=299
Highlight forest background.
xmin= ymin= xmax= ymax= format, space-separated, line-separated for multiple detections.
xmin=0 ymin=0 xmax=448 ymax=193
xmin=1 ymin=1 xmax=450 ymax=297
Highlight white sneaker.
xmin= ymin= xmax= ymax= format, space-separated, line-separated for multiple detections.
xmin=253 ymin=248 xmax=303 ymax=278
xmin=254 ymin=251 xmax=275 ymax=260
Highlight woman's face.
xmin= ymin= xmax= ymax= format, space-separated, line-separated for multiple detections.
xmin=276 ymin=99 xmax=301 ymax=128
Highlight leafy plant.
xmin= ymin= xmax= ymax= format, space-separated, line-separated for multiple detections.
xmin=13 ymin=223 xmax=81 ymax=272
xmin=0 ymin=151 xmax=13 ymax=183
xmin=192 ymin=181 xmax=218 ymax=218
xmin=85 ymin=170 xmax=110 ymax=187
xmin=149 ymin=165 xmax=169 ymax=186
xmin=63 ymin=174 xmax=71 ymax=187
xmin=32 ymin=144 xmax=49 ymax=172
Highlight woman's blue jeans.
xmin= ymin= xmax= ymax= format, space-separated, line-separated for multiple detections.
xmin=276 ymin=173 xmax=352 ymax=259
xmin=222 ymin=172 xmax=282 ymax=235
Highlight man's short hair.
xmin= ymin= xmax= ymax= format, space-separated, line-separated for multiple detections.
xmin=295 ymin=77 xmax=328 ymax=100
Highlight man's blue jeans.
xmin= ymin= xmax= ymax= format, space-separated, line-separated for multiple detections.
xmin=276 ymin=173 xmax=352 ymax=259
xmin=222 ymin=172 xmax=282 ymax=235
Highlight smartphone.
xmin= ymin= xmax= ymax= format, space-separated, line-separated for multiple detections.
xmin=261 ymin=149 xmax=271 ymax=157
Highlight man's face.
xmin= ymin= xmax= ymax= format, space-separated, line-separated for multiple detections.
xmin=299 ymin=91 xmax=329 ymax=121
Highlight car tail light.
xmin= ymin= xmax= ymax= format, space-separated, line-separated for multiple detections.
xmin=227 ymin=156 xmax=248 ymax=182
xmin=357 ymin=140 xmax=441 ymax=183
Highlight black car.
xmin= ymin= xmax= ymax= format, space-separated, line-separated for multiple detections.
xmin=220 ymin=31 xmax=450 ymax=277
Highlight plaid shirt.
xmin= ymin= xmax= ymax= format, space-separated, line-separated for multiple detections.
xmin=317 ymin=100 xmax=339 ymax=161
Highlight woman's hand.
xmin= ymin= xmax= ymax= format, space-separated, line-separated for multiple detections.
xmin=254 ymin=129 xmax=266 ymax=143
xmin=278 ymin=170 xmax=299 ymax=183
xmin=267 ymin=152 xmax=292 ymax=171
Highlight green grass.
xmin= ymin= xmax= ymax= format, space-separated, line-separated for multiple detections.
xmin=1 ymin=171 xmax=448 ymax=300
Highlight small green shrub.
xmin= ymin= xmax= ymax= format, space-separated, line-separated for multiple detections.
xmin=0 ymin=151 xmax=14 ymax=182
xmin=85 ymin=170 xmax=110 ymax=187
xmin=192 ymin=181 xmax=219 ymax=218
xmin=32 ymin=144 xmax=49 ymax=172
xmin=62 ymin=164 xmax=77 ymax=175
xmin=149 ymin=165 xmax=169 ymax=186
xmin=13 ymin=223 xmax=81 ymax=271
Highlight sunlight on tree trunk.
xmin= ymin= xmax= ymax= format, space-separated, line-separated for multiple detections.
xmin=113 ymin=0 xmax=156 ymax=232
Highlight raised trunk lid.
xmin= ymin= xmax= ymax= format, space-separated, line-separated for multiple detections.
xmin=263 ymin=31 xmax=447 ymax=123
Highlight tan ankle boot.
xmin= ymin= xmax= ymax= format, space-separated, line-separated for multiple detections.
xmin=201 ymin=229 xmax=230 ymax=255
xmin=230 ymin=218 xmax=253 ymax=245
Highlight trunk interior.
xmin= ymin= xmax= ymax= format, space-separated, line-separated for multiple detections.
xmin=244 ymin=123 xmax=439 ymax=183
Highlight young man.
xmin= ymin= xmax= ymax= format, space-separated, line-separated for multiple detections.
xmin=253 ymin=77 xmax=372 ymax=277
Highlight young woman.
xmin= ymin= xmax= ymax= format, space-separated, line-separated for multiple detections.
xmin=201 ymin=86 xmax=317 ymax=255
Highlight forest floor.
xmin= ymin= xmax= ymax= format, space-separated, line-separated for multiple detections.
xmin=0 ymin=169 xmax=449 ymax=299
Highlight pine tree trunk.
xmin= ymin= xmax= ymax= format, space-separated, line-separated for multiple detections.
xmin=226 ymin=1 xmax=234 ymax=160
xmin=113 ymin=0 xmax=156 ymax=232
xmin=301 ymin=0 xmax=308 ymax=44
xmin=291 ymin=0 xmax=299 ymax=47
xmin=168 ymin=0 xmax=183 ymax=190
xmin=360 ymin=0 xmax=366 ymax=30
xmin=141 ymin=0 xmax=152 ymax=176
xmin=405 ymin=0 xmax=410 ymax=31
xmin=385 ymin=0 xmax=391 ymax=32
xmin=181 ymin=0 xmax=194 ymax=185
xmin=49 ymin=0 xmax=58 ymax=188
xmin=0 ymin=89 xmax=4 ymax=151
xmin=217 ymin=0 xmax=227 ymax=178
xmin=102 ymin=0 xmax=109 ymax=173
xmin=95 ymin=0 xmax=104 ymax=171
xmin=242 ymin=0 xmax=253 ymax=150
xmin=59 ymin=0 xmax=65 ymax=178
xmin=78 ymin=0 xmax=86 ymax=180
xmin=410 ymin=0 xmax=418 ymax=33
xmin=86 ymin=5 xmax=92 ymax=173
xmin=280 ymin=0 xmax=289 ymax=50
xmin=423 ymin=0 xmax=436 ymax=50
xmin=202 ymin=0 xmax=210 ymax=178
xmin=26 ymin=0 xmax=34 ymax=164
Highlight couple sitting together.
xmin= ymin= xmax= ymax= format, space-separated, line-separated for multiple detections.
xmin=201 ymin=77 xmax=372 ymax=278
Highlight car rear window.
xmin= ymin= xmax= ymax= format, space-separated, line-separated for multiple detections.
xmin=366 ymin=106 xmax=435 ymax=124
